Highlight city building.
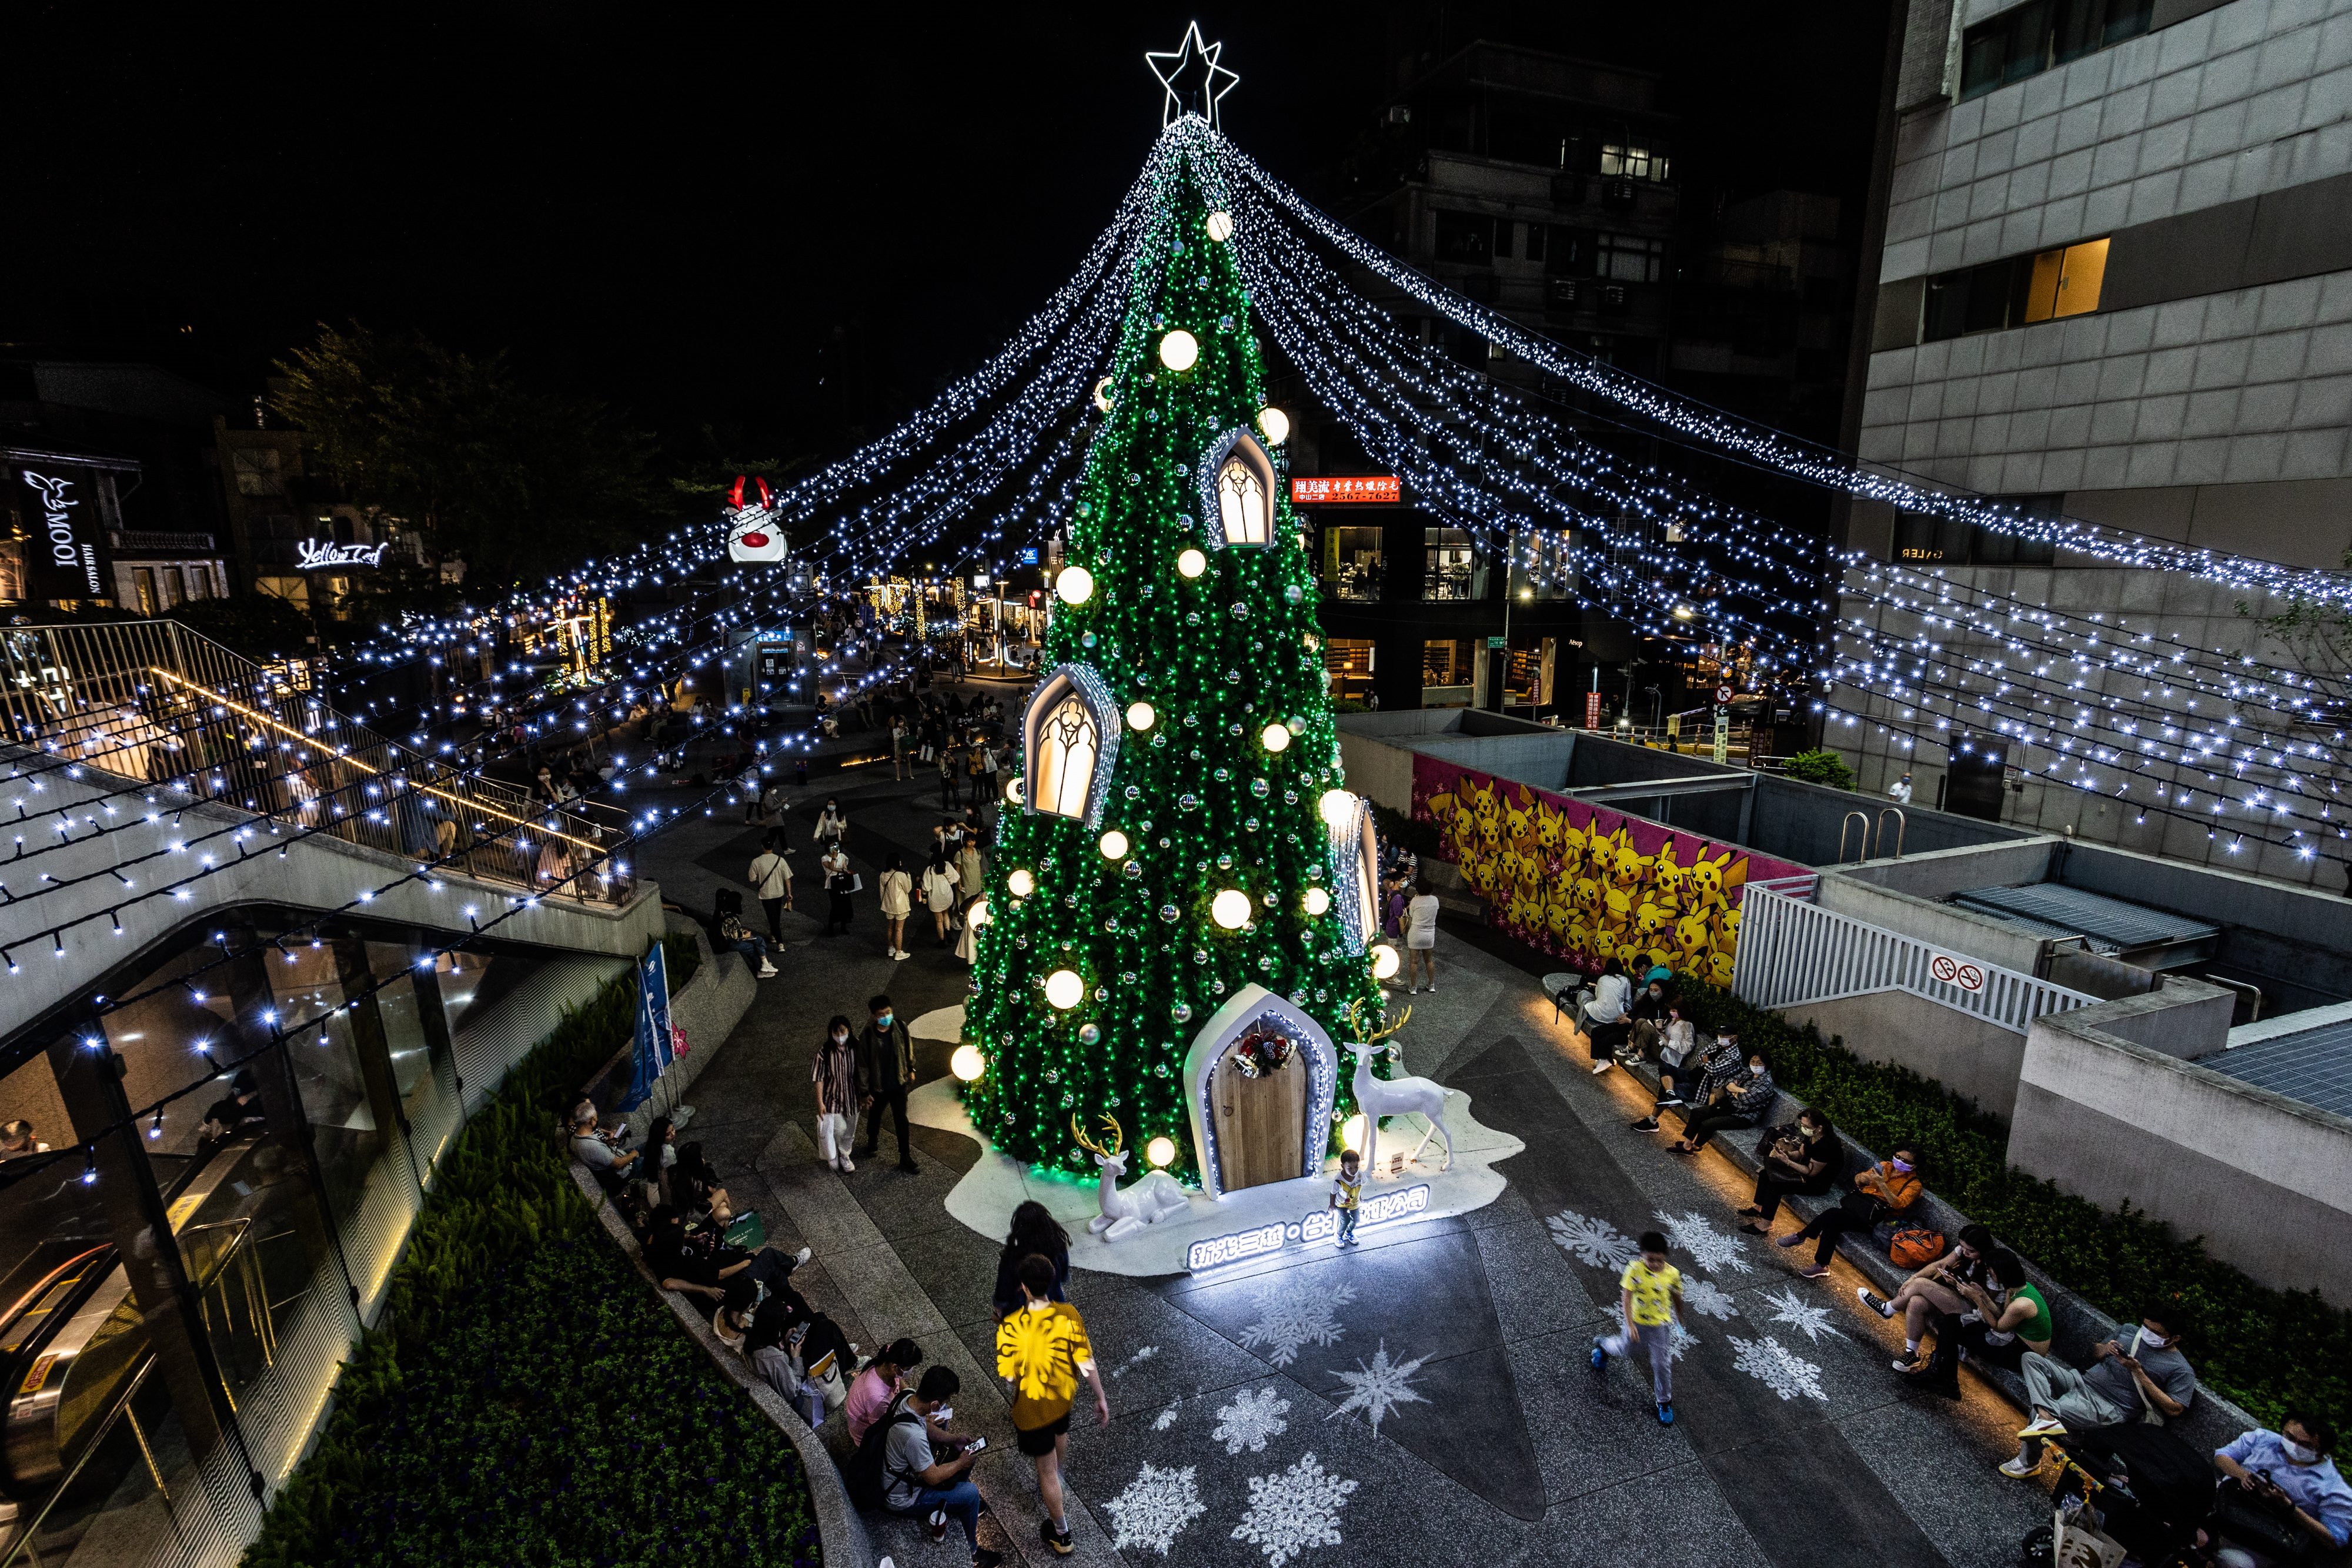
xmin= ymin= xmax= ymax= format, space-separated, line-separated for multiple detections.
xmin=1833 ymin=0 xmax=2352 ymax=887
xmin=211 ymin=415 xmax=426 ymax=619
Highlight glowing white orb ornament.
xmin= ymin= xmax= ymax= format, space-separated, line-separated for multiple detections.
xmin=1176 ymin=548 xmax=1207 ymax=579
xmin=1319 ymin=788 xmax=1357 ymax=828
xmin=1008 ymin=869 xmax=1035 ymax=898
xmin=966 ymin=897 xmax=991 ymax=928
xmin=1091 ymin=375 xmax=1114 ymax=412
xmin=1125 ymin=701 xmax=1156 ymax=731
xmin=1260 ymin=722 xmax=1292 ymax=753
xmin=1371 ymin=944 xmax=1402 ymax=980
xmin=1211 ymin=888 xmax=1252 ymax=930
xmin=1339 ymin=1114 xmax=1368 ymax=1155
xmin=1056 ymin=566 xmax=1095 ymax=604
xmin=1257 ymin=406 xmax=1291 ymax=445
xmin=1099 ymin=830 xmax=1129 ymax=860
xmin=1004 ymin=777 xmax=1023 ymax=804
xmin=1303 ymin=886 xmax=1331 ymax=916
xmin=1205 ymin=210 xmax=1234 ymax=242
xmin=1145 ymin=1135 xmax=1178 ymax=1168
xmin=950 ymin=1044 xmax=987 ymax=1082
xmin=1158 ymin=329 xmax=1198 ymax=371
xmin=1045 ymin=969 xmax=1085 ymax=1009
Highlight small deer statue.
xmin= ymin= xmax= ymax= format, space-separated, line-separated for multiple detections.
xmin=1072 ymin=1113 xmax=1188 ymax=1242
xmin=1342 ymin=999 xmax=1454 ymax=1174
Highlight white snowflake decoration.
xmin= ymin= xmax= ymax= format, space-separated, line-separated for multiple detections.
xmin=1237 ymin=1280 xmax=1356 ymax=1366
xmin=1111 ymin=1345 xmax=1162 ymax=1379
xmin=1231 ymin=1450 xmax=1358 ymax=1567
xmin=1668 ymin=1319 xmax=1699 ymax=1361
xmin=1729 ymin=1334 xmax=1829 ymax=1402
xmin=1759 ymin=1285 xmax=1847 ymax=1345
xmin=1106 ymin=1462 xmax=1206 ymax=1556
xmin=1214 ymin=1386 xmax=1292 ymax=1453
xmin=1681 ymin=1278 xmax=1740 ymax=1321
xmin=1325 ymin=1340 xmax=1429 ymax=1438
xmin=1153 ymin=1398 xmax=1182 ymax=1430
xmin=1546 ymin=1208 xmax=1635 ymax=1269
xmin=1653 ymin=1208 xmax=1754 ymax=1275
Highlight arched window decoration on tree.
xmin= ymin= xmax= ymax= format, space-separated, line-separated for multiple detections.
xmin=1021 ymin=663 xmax=1121 ymax=828
xmin=1195 ymin=428 xmax=1278 ymax=549
xmin=1325 ymin=793 xmax=1380 ymax=954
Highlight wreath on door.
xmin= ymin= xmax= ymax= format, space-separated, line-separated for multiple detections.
xmin=1227 ymin=1022 xmax=1297 ymax=1079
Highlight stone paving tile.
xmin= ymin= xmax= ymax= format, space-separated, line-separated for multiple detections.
xmin=1475 ymin=1215 xmax=1600 ymax=1342
xmin=1515 ymin=1460 xmax=1773 ymax=1568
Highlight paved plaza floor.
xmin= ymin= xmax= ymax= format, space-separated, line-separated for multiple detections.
xmin=634 ymin=754 xmax=2050 ymax=1568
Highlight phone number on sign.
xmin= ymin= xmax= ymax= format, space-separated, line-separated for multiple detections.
xmin=1185 ymin=1183 xmax=1431 ymax=1272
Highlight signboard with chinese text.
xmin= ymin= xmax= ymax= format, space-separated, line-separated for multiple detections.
xmin=1289 ymin=475 xmax=1401 ymax=504
xmin=1185 ymin=1183 xmax=1430 ymax=1272
xmin=12 ymin=463 xmax=110 ymax=600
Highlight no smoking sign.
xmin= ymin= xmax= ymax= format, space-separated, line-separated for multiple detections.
xmin=1928 ymin=952 xmax=1986 ymax=993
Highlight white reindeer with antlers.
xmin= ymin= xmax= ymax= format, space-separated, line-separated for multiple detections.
xmin=1072 ymin=1113 xmax=1188 ymax=1242
xmin=1344 ymin=1000 xmax=1454 ymax=1174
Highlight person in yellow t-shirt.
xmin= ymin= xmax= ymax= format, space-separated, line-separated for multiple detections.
xmin=995 ymin=1253 xmax=1108 ymax=1557
xmin=1590 ymin=1229 xmax=1686 ymax=1425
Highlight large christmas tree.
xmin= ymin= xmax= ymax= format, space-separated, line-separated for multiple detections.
xmin=961 ymin=131 xmax=1386 ymax=1186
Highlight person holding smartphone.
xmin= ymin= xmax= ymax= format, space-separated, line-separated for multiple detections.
xmin=881 ymin=1368 xmax=1000 ymax=1568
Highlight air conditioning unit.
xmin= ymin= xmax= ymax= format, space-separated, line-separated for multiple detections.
xmin=1599 ymin=283 xmax=1628 ymax=315
xmin=1385 ymin=104 xmax=1412 ymax=125
xmin=1601 ymin=177 xmax=1638 ymax=210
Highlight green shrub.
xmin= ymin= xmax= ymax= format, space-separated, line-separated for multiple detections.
xmin=1674 ymin=981 xmax=2352 ymax=1439
xmin=1781 ymin=748 xmax=1858 ymax=791
xmin=244 ymin=957 xmax=814 ymax=1567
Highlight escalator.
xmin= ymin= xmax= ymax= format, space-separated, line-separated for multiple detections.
xmin=0 ymin=1138 xmax=281 ymax=1559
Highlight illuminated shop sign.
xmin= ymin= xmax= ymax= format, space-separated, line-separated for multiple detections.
xmin=16 ymin=466 xmax=108 ymax=597
xmin=1289 ymin=475 xmax=1401 ymax=504
xmin=1184 ymin=1182 xmax=1429 ymax=1272
xmin=295 ymin=539 xmax=389 ymax=570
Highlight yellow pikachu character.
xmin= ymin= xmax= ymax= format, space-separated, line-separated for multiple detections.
xmin=1544 ymin=901 xmax=1574 ymax=949
xmin=1602 ymin=885 xmax=1634 ymax=934
xmin=1502 ymin=788 xmax=1534 ymax=844
xmin=1611 ymin=840 xmax=1648 ymax=891
xmin=1535 ymin=803 xmax=1566 ymax=861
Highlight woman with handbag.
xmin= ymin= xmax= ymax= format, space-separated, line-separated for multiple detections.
xmin=1739 ymin=1109 xmax=1839 ymax=1233
xmin=1775 ymin=1144 xmax=1924 ymax=1278
xmin=877 ymin=852 xmax=914 ymax=961
xmin=920 ymin=849 xmax=962 ymax=947
xmin=821 ymin=844 xmax=856 ymax=936
xmin=813 ymin=1016 xmax=865 ymax=1173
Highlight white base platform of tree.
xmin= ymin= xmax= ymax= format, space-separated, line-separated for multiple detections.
xmin=905 ymin=1004 xmax=1524 ymax=1278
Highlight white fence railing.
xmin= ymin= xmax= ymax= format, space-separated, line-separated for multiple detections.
xmin=1732 ymin=887 xmax=2096 ymax=1036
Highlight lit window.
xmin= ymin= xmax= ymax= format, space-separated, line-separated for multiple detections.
xmin=1198 ymin=429 xmax=1279 ymax=548
xmin=1600 ymin=143 xmax=1670 ymax=182
xmin=1032 ymin=694 xmax=1097 ymax=820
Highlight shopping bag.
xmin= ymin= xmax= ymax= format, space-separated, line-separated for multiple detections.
xmin=723 ymin=1210 xmax=767 ymax=1251
xmin=2052 ymin=1507 xmax=2126 ymax=1568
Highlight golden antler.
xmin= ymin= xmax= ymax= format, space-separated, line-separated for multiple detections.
xmin=1345 ymin=998 xmax=1413 ymax=1045
xmin=1095 ymin=1113 xmax=1125 ymax=1158
xmin=1070 ymin=1112 xmax=1108 ymax=1159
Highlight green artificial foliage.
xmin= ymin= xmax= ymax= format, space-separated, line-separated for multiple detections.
xmin=1782 ymin=748 xmax=1859 ymax=791
xmin=1674 ymin=979 xmax=2352 ymax=1438
xmin=243 ymin=950 xmax=810 ymax=1567
xmin=961 ymin=148 xmax=1384 ymax=1184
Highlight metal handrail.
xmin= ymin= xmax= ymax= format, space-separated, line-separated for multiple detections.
xmin=1873 ymin=807 xmax=1907 ymax=860
xmin=1836 ymin=811 xmax=1869 ymax=864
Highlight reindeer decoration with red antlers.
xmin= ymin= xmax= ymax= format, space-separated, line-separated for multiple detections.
xmin=725 ymin=473 xmax=789 ymax=563
xmin=1071 ymin=1112 xmax=1188 ymax=1242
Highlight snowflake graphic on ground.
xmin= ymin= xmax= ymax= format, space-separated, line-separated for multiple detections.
xmin=1105 ymin=1462 xmax=1206 ymax=1556
xmin=1653 ymin=1208 xmax=1755 ymax=1275
xmin=1231 ymin=1450 xmax=1358 ymax=1566
xmin=1729 ymin=1334 xmax=1829 ymax=1402
xmin=1546 ymin=1208 xmax=1636 ymax=1269
xmin=1668 ymin=1319 xmax=1700 ymax=1360
xmin=1214 ymin=1386 xmax=1292 ymax=1453
xmin=1237 ymin=1279 xmax=1357 ymax=1366
xmin=1681 ymin=1278 xmax=1740 ymax=1321
xmin=1758 ymin=1285 xmax=1847 ymax=1344
xmin=1152 ymin=1398 xmax=1182 ymax=1430
xmin=1325 ymin=1340 xmax=1430 ymax=1439
xmin=1110 ymin=1345 xmax=1161 ymax=1379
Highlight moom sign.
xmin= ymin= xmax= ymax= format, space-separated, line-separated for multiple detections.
xmin=13 ymin=464 xmax=110 ymax=600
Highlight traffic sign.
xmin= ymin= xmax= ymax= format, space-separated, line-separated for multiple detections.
xmin=1487 ymin=635 xmax=1508 ymax=650
xmin=1716 ymin=686 xmax=1733 ymax=706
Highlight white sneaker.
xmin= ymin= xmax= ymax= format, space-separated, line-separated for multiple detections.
xmin=1999 ymin=1456 xmax=2041 ymax=1479
xmin=840 ymin=1155 xmax=856 ymax=1172
xmin=758 ymin=962 xmax=778 ymax=977
xmin=1408 ymin=986 xmax=1421 ymax=995
xmin=793 ymin=1246 xmax=813 ymax=1266
xmin=1591 ymin=1060 xmax=1613 ymax=1075
xmin=892 ymin=950 xmax=909 ymax=961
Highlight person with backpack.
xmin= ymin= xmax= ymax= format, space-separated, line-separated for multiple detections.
xmin=749 ymin=833 xmax=794 ymax=942
xmin=848 ymin=1366 xmax=1000 ymax=1568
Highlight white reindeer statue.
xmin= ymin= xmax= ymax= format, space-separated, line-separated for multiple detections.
xmin=1343 ymin=1001 xmax=1454 ymax=1174
xmin=1072 ymin=1113 xmax=1188 ymax=1242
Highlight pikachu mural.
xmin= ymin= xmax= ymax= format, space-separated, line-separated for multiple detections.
xmin=1410 ymin=759 xmax=1806 ymax=985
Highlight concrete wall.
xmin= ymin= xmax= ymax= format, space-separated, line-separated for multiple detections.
xmin=1786 ymin=987 xmax=2031 ymax=1120
xmin=1841 ymin=836 xmax=2060 ymax=900
xmin=2013 ymin=994 xmax=2352 ymax=1306
xmin=1746 ymin=774 xmax=2034 ymax=867
xmin=1816 ymin=874 xmax=2052 ymax=974
xmin=1336 ymin=728 xmax=1418 ymax=816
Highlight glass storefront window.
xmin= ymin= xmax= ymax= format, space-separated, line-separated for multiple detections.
xmin=1324 ymin=639 xmax=1376 ymax=704
xmin=1321 ymin=527 xmax=1385 ymax=602
xmin=1424 ymin=530 xmax=1485 ymax=600
xmin=1422 ymin=640 xmax=1476 ymax=708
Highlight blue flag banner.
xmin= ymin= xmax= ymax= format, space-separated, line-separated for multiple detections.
xmin=622 ymin=940 xmax=673 ymax=1111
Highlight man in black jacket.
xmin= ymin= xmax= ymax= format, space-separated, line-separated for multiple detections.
xmin=857 ymin=994 xmax=920 ymax=1174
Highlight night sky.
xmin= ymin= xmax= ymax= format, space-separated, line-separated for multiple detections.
xmin=6 ymin=4 xmax=1889 ymax=466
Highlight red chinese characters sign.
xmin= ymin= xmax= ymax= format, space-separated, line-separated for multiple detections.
xmin=1289 ymin=475 xmax=1401 ymax=504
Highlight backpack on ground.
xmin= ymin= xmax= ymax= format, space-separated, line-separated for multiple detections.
xmin=842 ymin=1390 xmax=922 ymax=1512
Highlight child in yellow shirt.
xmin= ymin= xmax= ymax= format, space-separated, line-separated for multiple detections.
xmin=1591 ymin=1230 xmax=1686 ymax=1424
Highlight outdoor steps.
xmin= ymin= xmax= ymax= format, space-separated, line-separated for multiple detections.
xmin=1608 ymin=1049 xmax=2263 ymax=1456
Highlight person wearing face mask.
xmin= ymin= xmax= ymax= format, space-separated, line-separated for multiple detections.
xmin=814 ymin=1016 xmax=866 ymax=1173
xmin=2004 ymin=1310 xmax=2197 ymax=1479
xmin=1738 ymin=1107 xmax=1839 ymax=1235
xmin=1666 ymin=1038 xmax=1775 ymax=1154
xmin=813 ymin=798 xmax=848 ymax=851
xmin=1630 ymin=1008 xmax=1716 ymax=1132
xmin=2213 ymin=1410 xmax=2352 ymax=1559
xmin=1775 ymin=1143 xmax=1923 ymax=1279
xmin=856 ymin=994 xmax=921 ymax=1174
xmin=1900 ymin=1247 xmax=2049 ymax=1398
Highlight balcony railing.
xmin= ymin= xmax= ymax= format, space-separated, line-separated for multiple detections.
xmin=0 ymin=620 xmax=634 ymax=908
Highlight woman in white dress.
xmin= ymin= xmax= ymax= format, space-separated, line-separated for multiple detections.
xmin=918 ymin=849 xmax=961 ymax=947
xmin=1402 ymin=877 xmax=1442 ymax=994
xmin=877 ymin=852 xmax=914 ymax=961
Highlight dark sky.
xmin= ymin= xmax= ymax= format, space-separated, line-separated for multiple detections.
xmin=6 ymin=3 xmax=1888 ymax=466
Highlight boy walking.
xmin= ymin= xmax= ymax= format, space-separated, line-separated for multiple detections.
xmin=1329 ymin=1150 xmax=1364 ymax=1248
xmin=1591 ymin=1230 xmax=1686 ymax=1425
xmin=996 ymin=1253 xmax=1110 ymax=1556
